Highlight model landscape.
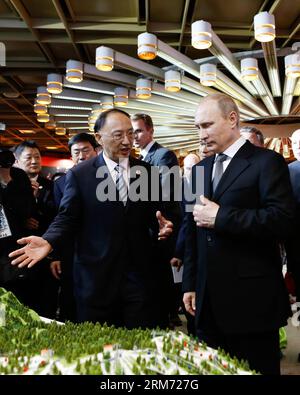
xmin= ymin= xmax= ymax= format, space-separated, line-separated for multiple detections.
xmin=0 ymin=287 xmax=255 ymax=375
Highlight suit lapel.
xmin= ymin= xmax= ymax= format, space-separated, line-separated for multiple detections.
xmin=144 ymin=142 xmax=158 ymax=163
xmin=203 ymin=156 xmax=214 ymax=200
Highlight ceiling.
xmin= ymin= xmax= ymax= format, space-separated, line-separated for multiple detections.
xmin=0 ymin=0 xmax=300 ymax=154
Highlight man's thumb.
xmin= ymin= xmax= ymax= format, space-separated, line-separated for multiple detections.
xmin=200 ymin=194 xmax=209 ymax=205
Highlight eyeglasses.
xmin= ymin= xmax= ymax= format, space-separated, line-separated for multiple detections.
xmin=103 ymin=130 xmax=135 ymax=142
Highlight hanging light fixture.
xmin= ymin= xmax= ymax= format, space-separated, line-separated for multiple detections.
xmin=66 ymin=60 xmax=83 ymax=83
xmin=37 ymin=113 xmax=50 ymax=123
xmin=55 ymin=127 xmax=67 ymax=135
xmin=241 ymin=58 xmax=259 ymax=81
xmin=137 ymin=32 xmax=157 ymax=60
xmin=100 ymin=95 xmax=114 ymax=110
xmin=200 ymin=63 xmax=217 ymax=86
xmin=114 ymin=87 xmax=129 ymax=106
xmin=45 ymin=116 xmax=56 ymax=130
xmin=285 ymin=53 xmax=300 ymax=78
xmin=34 ymin=99 xmax=47 ymax=114
xmin=191 ymin=20 xmax=212 ymax=49
xmin=165 ymin=70 xmax=181 ymax=92
xmin=91 ymin=104 xmax=102 ymax=115
xmin=96 ymin=46 xmax=114 ymax=71
xmin=36 ymin=86 xmax=51 ymax=105
xmin=47 ymin=74 xmax=63 ymax=94
xmin=136 ymin=78 xmax=152 ymax=99
xmin=254 ymin=12 xmax=275 ymax=42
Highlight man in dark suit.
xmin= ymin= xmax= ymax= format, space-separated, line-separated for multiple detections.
xmin=182 ymin=93 xmax=295 ymax=375
xmin=131 ymin=113 xmax=182 ymax=328
xmin=10 ymin=109 xmax=173 ymax=329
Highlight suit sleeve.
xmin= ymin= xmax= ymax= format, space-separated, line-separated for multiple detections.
xmin=43 ymin=169 xmax=81 ymax=250
xmin=215 ymin=152 xmax=296 ymax=240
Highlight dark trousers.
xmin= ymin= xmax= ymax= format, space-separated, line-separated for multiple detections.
xmin=196 ymin=291 xmax=280 ymax=375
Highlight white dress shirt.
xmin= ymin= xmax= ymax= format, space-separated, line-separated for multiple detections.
xmin=140 ymin=140 xmax=155 ymax=160
xmin=102 ymin=152 xmax=130 ymax=187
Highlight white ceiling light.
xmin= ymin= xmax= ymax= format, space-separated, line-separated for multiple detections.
xmin=37 ymin=113 xmax=50 ymax=123
xmin=45 ymin=116 xmax=56 ymax=130
xmin=96 ymin=46 xmax=114 ymax=71
xmin=55 ymin=127 xmax=67 ymax=135
xmin=136 ymin=78 xmax=152 ymax=99
xmin=165 ymin=70 xmax=181 ymax=92
xmin=34 ymin=100 xmax=47 ymax=114
xmin=91 ymin=104 xmax=102 ymax=115
xmin=241 ymin=58 xmax=259 ymax=81
xmin=254 ymin=12 xmax=275 ymax=43
xmin=114 ymin=87 xmax=128 ymax=106
xmin=200 ymin=63 xmax=216 ymax=86
xmin=100 ymin=95 xmax=114 ymax=110
xmin=285 ymin=52 xmax=300 ymax=78
xmin=137 ymin=32 xmax=157 ymax=60
xmin=191 ymin=20 xmax=212 ymax=49
xmin=47 ymin=74 xmax=63 ymax=94
xmin=36 ymin=86 xmax=51 ymax=105
xmin=66 ymin=60 xmax=83 ymax=83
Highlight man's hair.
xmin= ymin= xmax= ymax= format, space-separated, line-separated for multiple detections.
xmin=200 ymin=93 xmax=240 ymax=125
xmin=131 ymin=113 xmax=153 ymax=129
xmin=68 ymin=132 xmax=98 ymax=151
xmin=13 ymin=140 xmax=40 ymax=158
xmin=94 ymin=109 xmax=130 ymax=133
xmin=240 ymin=126 xmax=264 ymax=145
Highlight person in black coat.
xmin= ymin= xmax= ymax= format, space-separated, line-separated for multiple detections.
xmin=9 ymin=109 xmax=174 ymax=329
xmin=183 ymin=94 xmax=295 ymax=375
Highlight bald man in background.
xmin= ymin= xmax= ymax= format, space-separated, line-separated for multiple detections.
xmin=240 ymin=126 xmax=264 ymax=148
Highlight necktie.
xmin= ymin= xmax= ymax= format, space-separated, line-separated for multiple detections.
xmin=115 ymin=165 xmax=128 ymax=205
xmin=212 ymin=153 xmax=228 ymax=193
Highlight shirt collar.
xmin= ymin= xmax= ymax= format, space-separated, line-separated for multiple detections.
xmin=219 ymin=136 xmax=246 ymax=160
xmin=141 ymin=140 xmax=155 ymax=158
xmin=102 ymin=151 xmax=129 ymax=173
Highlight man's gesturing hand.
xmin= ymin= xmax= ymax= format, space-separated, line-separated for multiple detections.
xmin=9 ymin=236 xmax=52 ymax=268
xmin=156 ymin=211 xmax=173 ymax=240
xmin=193 ymin=195 xmax=219 ymax=228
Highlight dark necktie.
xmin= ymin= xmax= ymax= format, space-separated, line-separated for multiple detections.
xmin=212 ymin=153 xmax=228 ymax=193
xmin=115 ymin=165 xmax=128 ymax=205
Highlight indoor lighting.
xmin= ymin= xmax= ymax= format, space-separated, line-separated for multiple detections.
xmin=254 ymin=12 xmax=275 ymax=43
xmin=91 ymin=104 xmax=102 ymax=115
xmin=96 ymin=46 xmax=114 ymax=71
xmin=47 ymin=74 xmax=63 ymax=94
xmin=34 ymin=100 xmax=47 ymax=114
xmin=200 ymin=63 xmax=216 ymax=86
xmin=100 ymin=95 xmax=114 ymax=110
xmin=66 ymin=60 xmax=83 ymax=83
xmin=285 ymin=53 xmax=300 ymax=78
xmin=55 ymin=127 xmax=67 ymax=135
xmin=114 ymin=87 xmax=128 ymax=106
xmin=37 ymin=113 xmax=50 ymax=123
xmin=137 ymin=32 xmax=157 ymax=60
xmin=165 ymin=70 xmax=181 ymax=92
xmin=241 ymin=58 xmax=259 ymax=81
xmin=45 ymin=116 xmax=56 ymax=130
xmin=45 ymin=146 xmax=58 ymax=150
xmin=36 ymin=86 xmax=51 ymax=105
xmin=19 ymin=129 xmax=35 ymax=134
xmin=191 ymin=20 xmax=212 ymax=50
xmin=136 ymin=78 xmax=152 ymax=99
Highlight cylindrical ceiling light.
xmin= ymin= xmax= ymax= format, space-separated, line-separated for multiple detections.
xmin=55 ymin=127 xmax=67 ymax=135
xmin=47 ymin=74 xmax=63 ymax=94
xmin=200 ymin=63 xmax=217 ymax=86
xmin=100 ymin=95 xmax=114 ymax=110
xmin=45 ymin=116 xmax=56 ymax=130
xmin=36 ymin=86 xmax=51 ymax=105
xmin=137 ymin=32 xmax=157 ymax=60
xmin=66 ymin=60 xmax=83 ymax=83
xmin=285 ymin=53 xmax=300 ymax=78
xmin=136 ymin=78 xmax=152 ymax=99
xmin=241 ymin=58 xmax=259 ymax=81
xmin=96 ymin=46 xmax=114 ymax=71
xmin=37 ymin=113 xmax=50 ymax=123
xmin=254 ymin=12 xmax=275 ymax=42
xmin=114 ymin=87 xmax=128 ymax=106
xmin=165 ymin=70 xmax=181 ymax=92
xmin=191 ymin=20 xmax=212 ymax=49
xmin=91 ymin=104 xmax=102 ymax=115
xmin=34 ymin=100 xmax=47 ymax=114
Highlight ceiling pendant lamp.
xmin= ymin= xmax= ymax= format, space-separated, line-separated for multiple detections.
xmin=136 ymin=78 xmax=152 ymax=99
xmin=36 ymin=86 xmax=51 ymax=105
xmin=254 ymin=12 xmax=275 ymax=42
xmin=114 ymin=87 xmax=129 ymax=106
xmin=47 ymin=74 xmax=63 ymax=94
xmin=191 ymin=20 xmax=212 ymax=49
xmin=200 ymin=63 xmax=217 ymax=86
xmin=34 ymin=99 xmax=47 ymax=114
xmin=45 ymin=116 xmax=56 ymax=130
xmin=96 ymin=46 xmax=114 ymax=71
xmin=66 ymin=60 xmax=83 ymax=83
xmin=165 ymin=70 xmax=181 ymax=92
xmin=91 ymin=104 xmax=102 ymax=115
xmin=241 ymin=58 xmax=259 ymax=81
xmin=55 ymin=127 xmax=67 ymax=135
xmin=37 ymin=113 xmax=50 ymax=123
xmin=100 ymin=95 xmax=114 ymax=110
xmin=137 ymin=32 xmax=157 ymax=60
xmin=285 ymin=53 xmax=300 ymax=78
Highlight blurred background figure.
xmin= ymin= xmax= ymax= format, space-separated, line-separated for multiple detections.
xmin=240 ymin=126 xmax=264 ymax=147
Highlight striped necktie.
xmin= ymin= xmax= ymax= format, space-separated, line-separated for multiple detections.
xmin=115 ymin=164 xmax=128 ymax=205
xmin=212 ymin=153 xmax=228 ymax=193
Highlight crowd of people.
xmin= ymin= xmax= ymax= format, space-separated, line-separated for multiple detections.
xmin=1 ymin=93 xmax=300 ymax=375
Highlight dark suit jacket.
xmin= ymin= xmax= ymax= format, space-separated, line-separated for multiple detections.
xmin=43 ymin=154 xmax=163 ymax=321
xmin=53 ymin=174 xmax=66 ymax=209
xmin=183 ymin=141 xmax=295 ymax=334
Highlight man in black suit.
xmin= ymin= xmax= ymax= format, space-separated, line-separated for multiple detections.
xmin=9 ymin=109 xmax=173 ymax=329
xmin=131 ymin=113 xmax=182 ymax=328
xmin=182 ymin=93 xmax=295 ymax=375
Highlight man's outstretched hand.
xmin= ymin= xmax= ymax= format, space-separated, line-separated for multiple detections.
xmin=156 ymin=211 xmax=173 ymax=240
xmin=9 ymin=236 xmax=52 ymax=268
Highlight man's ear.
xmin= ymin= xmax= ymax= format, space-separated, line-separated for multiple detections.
xmin=228 ymin=111 xmax=238 ymax=128
xmin=94 ymin=132 xmax=102 ymax=145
